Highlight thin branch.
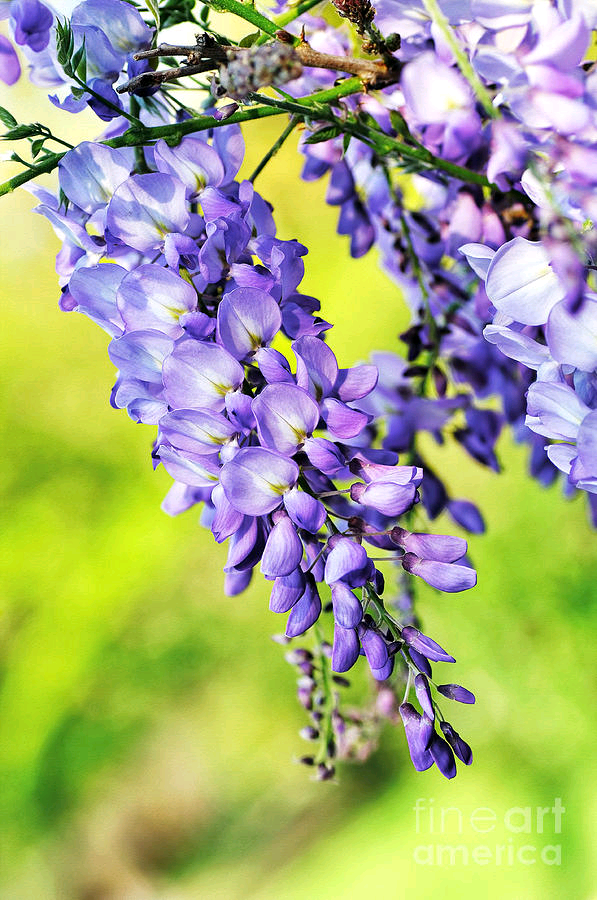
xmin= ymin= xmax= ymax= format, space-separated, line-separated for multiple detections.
xmin=0 ymin=150 xmax=64 ymax=194
xmin=118 ymin=34 xmax=399 ymax=95
xmin=117 ymin=62 xmax=215 ymax=94
xmin=295 ymin=41 xmax=398 ymax=86
xmin=134 ymin=38 xmax=231 ymax=64
xmin=248 ymin=116 xmax=299 ymax=182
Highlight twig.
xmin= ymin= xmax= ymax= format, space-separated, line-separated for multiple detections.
xmin=117 ymin=63 xmax=215 ymax=94
xmin=295 ymin=41 xmax=397 ymax=86
xmin=248 ymin=116 xmax=299 ymax=182
xmin=117 ymin=33 xmax=399 ymax=95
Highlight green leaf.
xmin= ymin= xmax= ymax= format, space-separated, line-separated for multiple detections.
xmin=59 ymin=188 xmax=70 ymax=212
xmin=239 ymin=30 xmax=260 ymax=47
xmin=389 ymin=110 xmax=411 ymax=139
xmin=304 ymin=125 xmax=342 ymax=145
xmin=161 ymin=0 xmax=195 ymax=29
xmin=55 ymin=19 xmax=75 ymax=72
xmin=31 ymin=138 xmax=46 ymax=158
xmin=398 ymin=160 xmax=426 ymax=175
xmin=144 ymin=0 xmax=160 ymax=29
xmin=1 ymin=124 xmax=41 ymax=141
xmin=0 ymin=106 xmax=18 ymax=129
xmin=356 ymin=110 xmax=379 ymax=130
xmin=10 ymin=151 xmax=31 ymax=165
xmin=71 ymin=40 xmax=87 ymax=81
xmin=342 ymin=133 xmax=351 ymax=155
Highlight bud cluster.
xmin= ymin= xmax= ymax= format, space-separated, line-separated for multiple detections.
xmin=218 ymin=43 xmax=303 ymax=101
xmin=332 ymin=0 xmax=376 ymax=34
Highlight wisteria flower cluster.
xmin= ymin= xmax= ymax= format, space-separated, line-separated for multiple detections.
xmin=2 ymin=0 xmax=596 ymax=781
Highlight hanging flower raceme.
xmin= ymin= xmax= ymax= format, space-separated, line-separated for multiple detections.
xmin=28 ymin=103 xmax=480 ymax=778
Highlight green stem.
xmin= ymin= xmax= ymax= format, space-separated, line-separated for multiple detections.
xmin=313 ymin=623 xmax=335 ymax=766
xmin=45 ymin=133 xmax=75 ymax=150
xmin=129 ymin=97 xmax=149 ymax=173
xmin=203 ymin=0 xmax=280 ymax=38
xmin=114 ymin=76 xmax=365 ymax=145
xmin=256 ymin=0 xmax=324 ymax=45
xmin=248 ymin=116 xmax=298 ymax=182
xmin=252 ymin=91 xmax=491 ymax=186
xmin=275 ymin=0 xmax=323 ymax=28
xmin=422 ymin=0 xmax=499 ymax=120
xmin=207 ymin=0 xmax=323 ymax=47
xmin=71 ymin=73 xmax=142 ymax=126
xmin=0 ymin=151 xmax=64 ymax=194
xmin=0 ymin=78 xmax=491 ymax=196
xmin=397 ymin=212 xmax=443 ymax=387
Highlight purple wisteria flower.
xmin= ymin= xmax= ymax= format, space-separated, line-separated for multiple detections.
xmin=31 ymin=0 xmax=597 ymax=781
xmin=0 ymin=34 xmax=20 ymax=84
xmin=28 ymin=99 xmax=481 ymax=777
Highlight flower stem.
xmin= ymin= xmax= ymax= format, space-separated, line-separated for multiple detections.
xmin=0 ymin=77 xmax=492 ymax=195
xmin=421 ymin=0 xmax=499 ymax=120
xmin=313 ymin=623 xmax=335 ymax=766
xmin=248 ymin=116 xmax=299 ymax=182
xmin=251 ymin=91 xmax=492 ymax=186
xmin=203 ymin=0 xmax=280 ymax=38
xmin=272 ymin=0 xmax=324 ymax=32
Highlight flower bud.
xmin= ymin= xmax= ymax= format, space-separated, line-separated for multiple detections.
xmin=332 ymin=0 xmax=375 ymax=32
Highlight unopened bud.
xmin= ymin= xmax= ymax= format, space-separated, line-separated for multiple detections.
xmin=275 ymin=29 xmax=295 ymax=43
xmin=300 ymin=726 xmax=320 ymax=741
xmin=316 ymin=762 xmax=335 ymax=780
xmin=298 ymin=755 xmax=315 ymax=766
xmin=332 ymin=0 xmax=375 ymax=32
xmin=285 ymin=648 xmax=313 ymax=665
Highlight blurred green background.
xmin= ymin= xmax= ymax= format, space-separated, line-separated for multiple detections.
xmin=2 ymin=56 xmax=597 ymax=900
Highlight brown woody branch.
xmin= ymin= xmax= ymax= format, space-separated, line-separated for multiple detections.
xmin=116 ymin=32 xmax=400 ymax=95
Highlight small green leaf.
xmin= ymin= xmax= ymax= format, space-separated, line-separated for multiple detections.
xmin=304 ymin=125 xmax=342 ymax=145
xmin=399 ymin=160 xmax=426 ymax=175
xmin=0 ymin=106 xmax=18 ymax=129
xmin=55 ymin=19 xmax=75 ymax=72
xmin=144 ymin=0 xmax=160 ymax=29
xmin=356 ymin=110 xmax=379 ymax=130
xmin=59 ymin=188 xmax=70 ymax=212
xmin=10 ymin=151 xmax=30 ymax=165
xmin=31 ymin=138 xmax=46 ymax=158
xmin=342 ymin=133 xmax=351 ymax=155
xmin=2 ymin=124 xmax=41 ymax=141
xmin=389 ymin=110 xmax=410 ymax=138
xmin=161 ymin=0 xmax=196 ymax=29
xmin=239 ymin=30 xmax=260 ymax=47
xmin=71 ymin=40 xmax=87 ymax=81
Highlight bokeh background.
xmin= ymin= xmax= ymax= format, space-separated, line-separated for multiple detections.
xmin=2 ymin=38 xmax=597 ymax=900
